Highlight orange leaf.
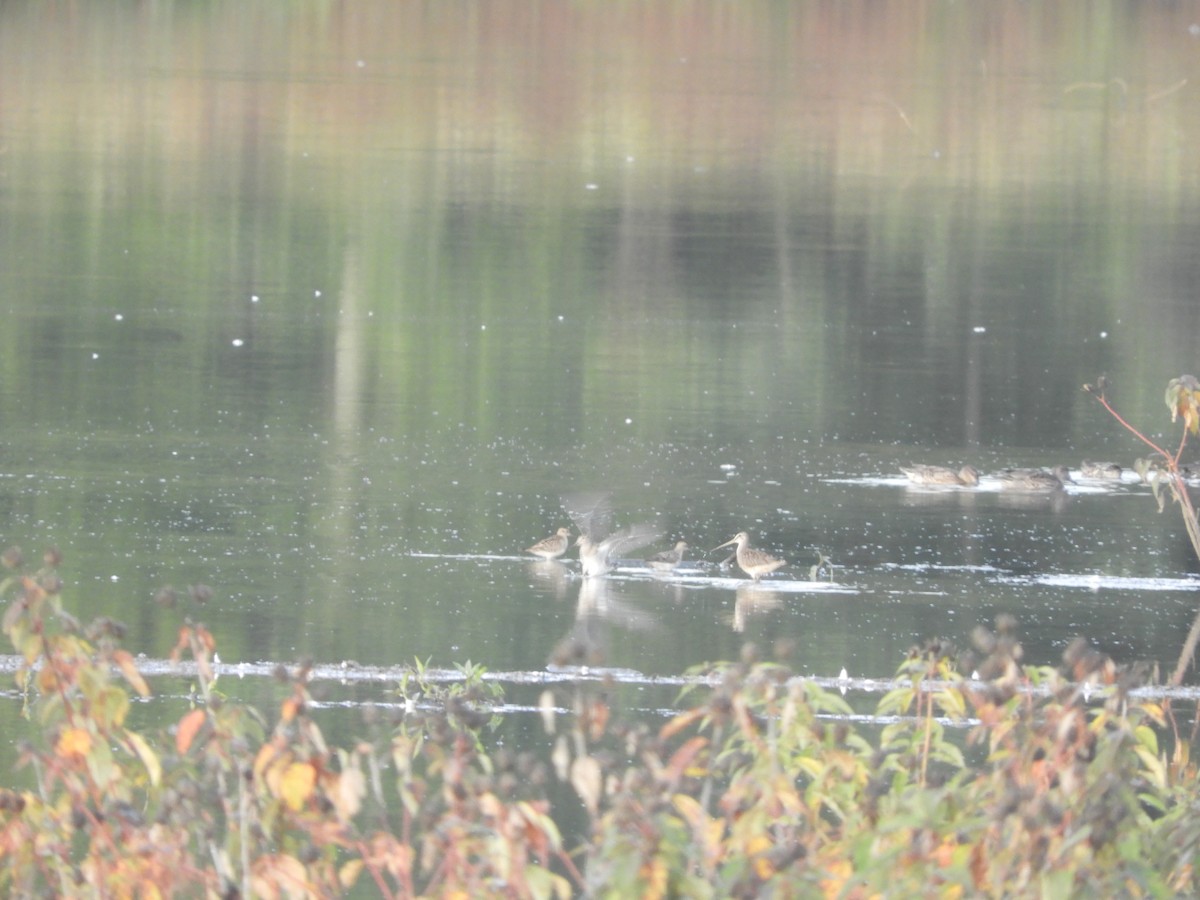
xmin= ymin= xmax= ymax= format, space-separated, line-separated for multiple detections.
xmin=659 ymin=707 xmax=705 ymax=741
xmin=176 ymin=709 xmax=206 ymax=754
xmin=665 ymin=736 xmax=708 ymax=784
xmin=56 ymin=727 xmax=92 ymax=760
xmin=195 ymin=625 xmax=217 ymax=654
xmin=280 ymin=697 xmax=301 ymax=723
xmin=36 ymin=665 xmax=60 ymax=693
xmin=169 ymin=625 xmax=191 ymax=663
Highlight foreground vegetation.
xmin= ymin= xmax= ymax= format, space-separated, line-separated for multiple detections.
xmin=0 ymin=549 xmax=1197 ymax=898
xmin=2 ymin=377 xmax=1200 ymax=896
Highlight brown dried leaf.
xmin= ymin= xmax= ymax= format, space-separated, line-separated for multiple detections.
xmin=254 ymin=741 xmax=285 ymax=783
xmin=1166 ymin=376 xmax=1200 ymax=434
xmin=125 ymin=730 xmax=162 ymax=787
xmin=2 ymin=597 xmax=25 ymax=632
xmin=538 ymin=689 xmax=556 ymax=735
xmin=252 ymin=854 xmax=311 ymax=899
xmin=659 ymin=706 xmax=705 ymax=741
xmin=332 ymin=766 xmax=365 ymax=822
xmin=570 ymin=755 xmax=602 ymax=816
xmin=551 ymin=735 xmax=571 ymax=781
xmin=113 ymin=649 xmax=151 ymax=698
xmin=664 ymin=736 xmax=709 ymax=785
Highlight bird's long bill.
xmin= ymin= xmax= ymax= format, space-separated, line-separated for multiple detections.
xmin=711 ymin=536 xmax=738 ymax=552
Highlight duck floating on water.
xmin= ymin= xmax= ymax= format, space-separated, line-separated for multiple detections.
xmin=1080 ymin=461 xmax=1122 ymax=480
xmin=899 ymin=464 xmax=980 ymax=487
xmin=997 ymin=465 xmax=1073 ymax=492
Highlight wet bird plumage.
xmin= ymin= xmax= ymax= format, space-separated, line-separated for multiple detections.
xmin=562 ymin=492 xmax=661 ymax=577
xmin=711 ymin=532 xmax=786 ymax=582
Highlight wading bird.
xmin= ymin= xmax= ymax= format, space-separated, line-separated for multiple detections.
xmin=645 ymin=541 xmax=688 ymax=573
xmin=562 ymin=492 xmax=661 ymax=577
xmin=711 ymin=532 xmax=787 ymax=582
xmin=525 ymin=527 xmax=573 ymax=560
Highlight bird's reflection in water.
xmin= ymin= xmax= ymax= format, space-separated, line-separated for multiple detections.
xmin=549 ymin=576 xmax=660 ymax=669
xmin=730 ymin=586 xmax=783 ymax=633
xmin=649 ymin=578 xmax=691 ymax=605
xmin=995 ymin=490 xmax=1070 ymax=513
xmin=526 ymin=559 xmax=572 ymax=602
xmin=901 ymin=487 xmax=980 ymax=510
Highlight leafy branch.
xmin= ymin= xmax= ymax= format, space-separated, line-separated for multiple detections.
xmin=1085 ymin=375 xmax=1200 ymax=685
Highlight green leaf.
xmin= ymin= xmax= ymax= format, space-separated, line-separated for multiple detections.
xmin=1134 ymin=723 xmax=1160 ymax=755
xmin=1134 ymin=746 xmax=1167 ymax=791
xmin=877 ymin=686 xmax=916 ymax=717
xmin=1039 ymin=867 xmax=1074 ymax=900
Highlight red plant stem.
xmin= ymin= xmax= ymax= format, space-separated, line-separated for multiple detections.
xmin=355 ymin=841 xmax=399 ymax=900
xmin=1095 ymin=394 xmax=1173 ymax=460
xmin=1093 ymin=389 xmax=1200 ymax=685
xmin=557 ymin=847 xmax=587 ymax=893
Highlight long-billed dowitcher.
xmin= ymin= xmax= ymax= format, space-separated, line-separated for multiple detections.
xmin=1080 ymin=460 xmax=1122 ymax=480
xmin=525 ymin=527 xmax=572 ymax=560
xmin=711 ymin=532 xmax=787 ymax=582
xmin=997 ymin=465 xmax=1073 ymax=492
xmin=899 ymin=464 xmax=980 ymax=486
xmin=645 ymin=541 xmax=688 ymax=573
xmin=562 ymin=492 xmax=661 ymax=577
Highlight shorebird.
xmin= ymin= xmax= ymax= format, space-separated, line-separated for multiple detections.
xmin=711 ymin=532 xmax=787 ymax=582
xmin=645 ymin=541 xmax=688 ymax=573
xmin=525 ymin=527 xmax=572 ymax=560
xmin=562 ymin=492 xmax=661 ymax=577
xmin=1080 ymin=461 xmax=1122 ymax=480
xmin=997 ymin=465 xmax=1073 ymax=492
xmin=899 ymin=464 xmax=980 ymax=487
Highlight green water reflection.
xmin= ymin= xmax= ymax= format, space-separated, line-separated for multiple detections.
xmin=0 ymin=2 xmax=1197 ymax=701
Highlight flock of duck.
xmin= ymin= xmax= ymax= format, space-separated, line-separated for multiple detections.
xmin=525 ymin=462 xmax=1128 ymax=585
xmin=524 ymin=492 xmax=787 ymax=583
xmin=900 ymin=460 xmax=1123 ymax=490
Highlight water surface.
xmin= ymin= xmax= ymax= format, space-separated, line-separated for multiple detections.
xmin=1 ymin=2 xmax=1198 ymax=729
